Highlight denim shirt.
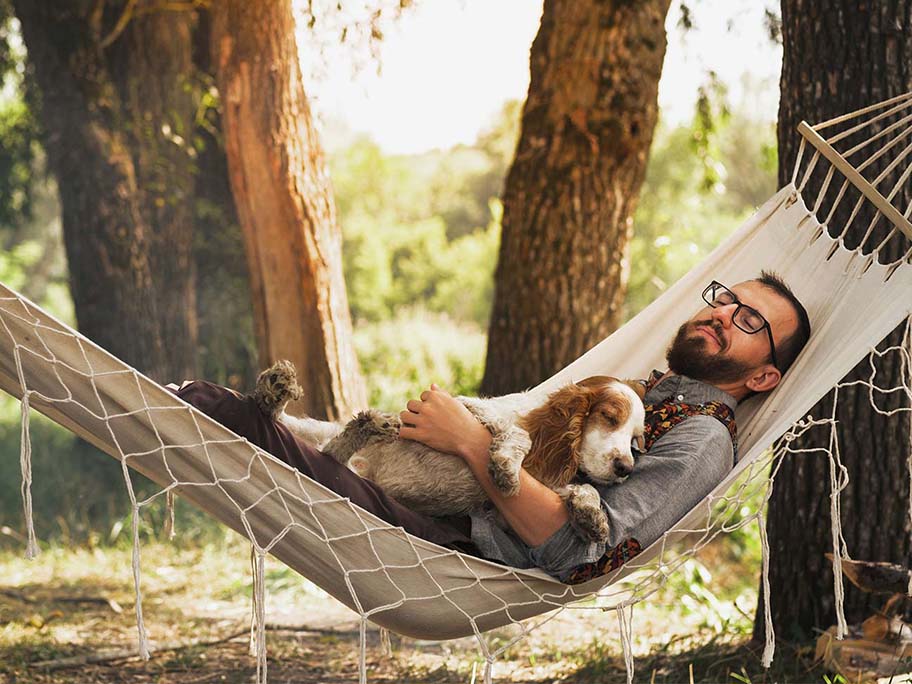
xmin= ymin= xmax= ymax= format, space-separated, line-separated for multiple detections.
xmin=468 ymin=373 xmax=737 ymax=581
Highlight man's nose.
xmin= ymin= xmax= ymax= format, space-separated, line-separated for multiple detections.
xmin=711 ymin=303 xmax=737 ymax=327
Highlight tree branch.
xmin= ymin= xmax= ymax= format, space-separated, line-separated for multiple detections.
xmin=100 ymin=0 xmax=139 ymax=49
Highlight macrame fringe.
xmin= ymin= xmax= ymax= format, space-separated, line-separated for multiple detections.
xmin=379 ymin=627 xmax=392 ymax=657
xmin=758 ymin=511 xmax=775 ymax=668
xmin=249 ymin=546 xmax=258 ymax=657
xmin=359 ymin=618 xmax=368 ymax=684
xmin=483 ymin=656 xmax=494 ymax=684
xmin=617 ymin=603 xmax=635 ymax=684
xmin=827 ymin=398 xmax=849 ymax=639
xmin=131 ymin=504 xmax=150 ymax=660
xmin=828 ymin=483 xmax=848 ymax=639
xmin=905 ymin=318 xmax=912 ymax=598
xmin=252 ymin=550 xmax=267 ymax=684
xmin=19 ymin=391 xmax=38 ymax=559
xmin=164 ymin=489 xmax=176 ymax=541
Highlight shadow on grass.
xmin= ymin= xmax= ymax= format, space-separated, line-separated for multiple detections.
xmin=564 ymin=636 xmax=829 ymax=684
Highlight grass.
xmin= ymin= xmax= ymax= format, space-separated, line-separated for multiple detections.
xmin=0 ymin=533 xmax=853 ymax=683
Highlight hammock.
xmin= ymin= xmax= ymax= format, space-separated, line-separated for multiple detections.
xmin=2 ymin=92 xmax=911 ymax=682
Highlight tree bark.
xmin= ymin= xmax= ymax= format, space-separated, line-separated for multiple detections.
xmin=191 ymin=8 xmax=258 ymax=390
xmin=211 ymin=0 xmax=366 ymax=419
xmin=480 ymin=0 xmax=672 ymax=396
xmin=14 ymin=0 xmax=166 ymax=380
xmin=12 ymin=0 xmax=198 ymax=382
xmin=107 ymin=6 xmax=199 ymax=380
xmin=756 ymin=0 xmax=912 ymax=643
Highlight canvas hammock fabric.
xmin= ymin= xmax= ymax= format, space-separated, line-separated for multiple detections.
xmin=2 ymin=92 xmax=912 ymax=684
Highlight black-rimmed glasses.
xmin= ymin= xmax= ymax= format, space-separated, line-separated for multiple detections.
xmin=702 ymin=281 xmax=780 ymax=370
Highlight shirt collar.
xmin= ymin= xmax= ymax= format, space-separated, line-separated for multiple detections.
xmin=643 ymin=369 xmax=738 ymax=411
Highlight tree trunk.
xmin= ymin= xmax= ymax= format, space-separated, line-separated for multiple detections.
xmin=480 ymin=0 xmax=672 ymax=396
xmin=12 ymin=0 xmax=198 ymax=382
xmin=211 ymin=0 xmax=366 ymax=419
xmin=108 ymin=7 xmax=199 ymax=380
xmin=756 ymin=0 xmax=912 ymax=643
xmin=191 ymin=8 xmax=259 ymax=390
xmin=14 ymin=0 xmax=167 ymax=380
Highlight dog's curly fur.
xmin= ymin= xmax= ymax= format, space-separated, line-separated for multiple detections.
xmin=252 ymin=361 xmax=645 ymax=544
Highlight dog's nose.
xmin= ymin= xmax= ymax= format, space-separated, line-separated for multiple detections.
xmin=613 ymin=459 xmax=633 ymax=478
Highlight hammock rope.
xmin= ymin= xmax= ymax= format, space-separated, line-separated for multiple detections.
xmin=2 ymin=92 xmax=911 ymax=682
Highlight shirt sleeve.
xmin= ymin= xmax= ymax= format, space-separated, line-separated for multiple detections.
xmin=527 ymin=518 xmax=606 ymax=580
xmin=472 ymin=415 xmax=733 ymax=581
xmin=596 ymin=414 xmax=734 ymax=550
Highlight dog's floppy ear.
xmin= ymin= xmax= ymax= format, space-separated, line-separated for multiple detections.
xmin=520 ymin=383 xmax=593 ymax=488
xmin=619 ymin=378 xmax=646 ymax=401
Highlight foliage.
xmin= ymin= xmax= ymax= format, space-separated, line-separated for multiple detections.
xmin=329 ymin=103 xmax=516 ymax=327
xmin=626 ymin=94 xmax=777 ymax=318
xmin=353 ymin=308 xmax=486 ymax=411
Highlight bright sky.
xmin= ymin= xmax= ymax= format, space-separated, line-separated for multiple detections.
xmin=300 ymin=0 xmax=782 ymax=155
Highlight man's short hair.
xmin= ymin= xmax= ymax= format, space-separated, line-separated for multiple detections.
xmin=754 ymin=270 xmax=811 ymax=373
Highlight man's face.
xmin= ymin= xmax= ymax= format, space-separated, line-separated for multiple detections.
xmin=666 ymin=280 xmax=799 ymax=386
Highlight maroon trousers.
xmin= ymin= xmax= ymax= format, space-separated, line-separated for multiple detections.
xmin=176 ymin=381 xmax=479 ymax=553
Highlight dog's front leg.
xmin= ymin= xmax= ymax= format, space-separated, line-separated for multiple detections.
xmin=461 ymin=402 xmax=532 ymax=497
xmin=461 ymin=401 xmax=532 ymax=497
xmin=486 ymin=424 xmax=532 ymax=496
xmin=557 ymin=484 xmax=610 ymax=544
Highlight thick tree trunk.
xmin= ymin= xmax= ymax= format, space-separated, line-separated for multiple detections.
xmin=756 ymin=0 xmax=912 ymax=643
xmin=211 ymin=0 xmax=366 ymax=419
xmin=107 ymin=8 xmax=199 ymax=380
xmin=480 ymin=0 xmax=672 ymax=396
xmin=13 ymin=0 xmax=171 ymax=380
xmin=191 ymin=9 xmax=258 ymax=390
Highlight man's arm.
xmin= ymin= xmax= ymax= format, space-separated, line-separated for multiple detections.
xmin=596 ymin=415 xmax=734 ymax=549
xmin=398 ymin=384 xmax=569 ymax=546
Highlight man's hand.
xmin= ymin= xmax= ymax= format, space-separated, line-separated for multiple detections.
xmin=398 ymin=384 xmax=491 ymax=460
xmin=400 ymin=384 xmax=570 ymax=546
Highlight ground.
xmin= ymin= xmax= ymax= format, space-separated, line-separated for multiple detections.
xmin=0 ymin=538 xmax=860 ymax=683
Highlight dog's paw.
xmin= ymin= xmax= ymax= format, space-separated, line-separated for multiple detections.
xmin=559 ymin=484 xmax=610 ymax=544
xmin=487 ymin=425 xmax=530 ymax=496
xmin=253 ymin=360 xmax=304 ymax=418
xmin=348 ymin=454 xmax=371 ymax=478
xmin=489 ymin=454 xmax=521 ymax=496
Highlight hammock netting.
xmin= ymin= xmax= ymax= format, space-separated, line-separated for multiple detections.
xmin=2 ymin=93 xmax=912 ymax=684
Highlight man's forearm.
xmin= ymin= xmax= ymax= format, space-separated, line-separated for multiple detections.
xmin=459 ymin=426 xmax=570 ymax=546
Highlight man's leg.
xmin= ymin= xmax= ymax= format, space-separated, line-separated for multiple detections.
xmin=175 ymin=380 xmax=477 ymax=551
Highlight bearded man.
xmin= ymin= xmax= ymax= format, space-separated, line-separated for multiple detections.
xmin=175 ymin=271 xmax=811 ymax=581
xmin=396 ymin=271 xmax=811 ymax=579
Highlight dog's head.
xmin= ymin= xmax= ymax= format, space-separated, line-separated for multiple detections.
xmin=520 ymin=376 xmax=645 ymax=488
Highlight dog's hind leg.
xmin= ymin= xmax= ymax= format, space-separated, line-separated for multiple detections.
xmin=280 ymin=413 xmax=344 ymax=450
xmin=253 ymin=360 xmax=304 ymax=419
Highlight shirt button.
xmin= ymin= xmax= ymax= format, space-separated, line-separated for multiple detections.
xmin=676 ymin=394 xmax=684 ymax=401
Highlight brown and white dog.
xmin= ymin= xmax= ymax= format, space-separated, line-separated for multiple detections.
xmin=254 ymin=361 xmax=645 ymax=544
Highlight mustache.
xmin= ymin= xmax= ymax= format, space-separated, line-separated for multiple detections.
xmin=690 ymin=319 xmax=726 ymax=349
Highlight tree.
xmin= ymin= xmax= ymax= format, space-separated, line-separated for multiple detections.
xmin=756 ymin=0 xmax=912 ymax=642
xmin=211 ymin=0 xmax=367 ymax=419
xmin=480 ymin=0 xmax=673 ymax=395
xmin=12 ymin=0 xmax=199 ymax=381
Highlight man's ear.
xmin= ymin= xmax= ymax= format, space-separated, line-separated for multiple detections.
xmin=745 ymin=365 xmax=782 ymax=394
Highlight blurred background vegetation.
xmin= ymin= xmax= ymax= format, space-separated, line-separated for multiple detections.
xmin=0 ymin=83 xmax=775 ymax=549
xmin=0 ymin=5 xmax=773 ymax=576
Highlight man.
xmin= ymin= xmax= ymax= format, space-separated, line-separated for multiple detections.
xmin=396 ymin=271 xmax=811 ymax=579
xmin=176 ymin=271 xmax=810 ymax=581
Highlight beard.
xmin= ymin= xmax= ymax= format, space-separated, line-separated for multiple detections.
xmin=666 ymin=319 xmax=753 ymax=385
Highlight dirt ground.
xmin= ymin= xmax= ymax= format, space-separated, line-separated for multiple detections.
xmin=0 ymin=542 xmax=838 ymax=683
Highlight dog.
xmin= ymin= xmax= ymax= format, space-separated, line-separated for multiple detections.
xmin=253 ymin=360 xmax=645 ymax=544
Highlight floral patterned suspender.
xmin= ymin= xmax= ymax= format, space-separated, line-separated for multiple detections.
xmin=641 ymin=370 xmax=738 ymax=454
